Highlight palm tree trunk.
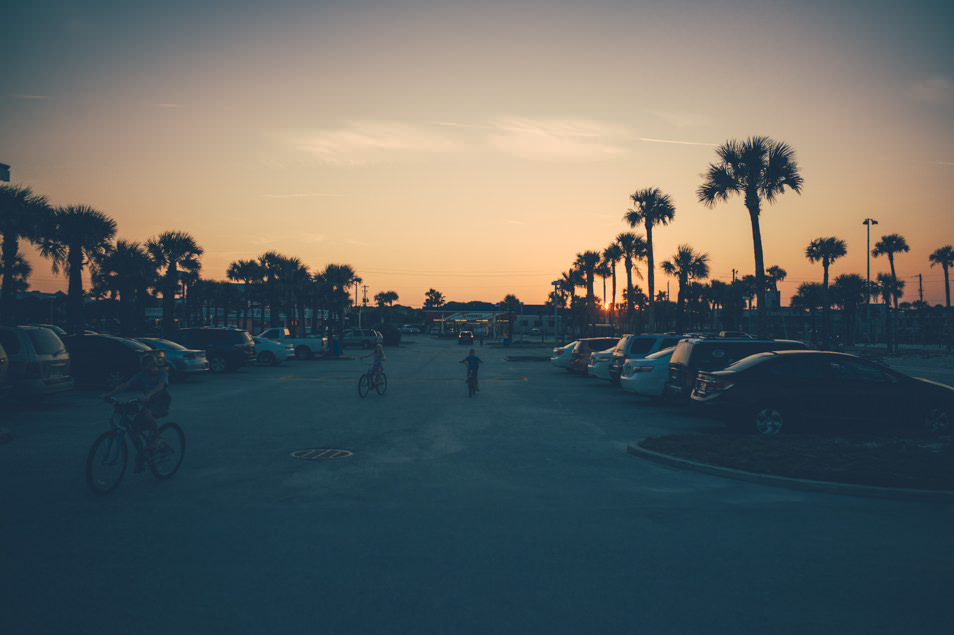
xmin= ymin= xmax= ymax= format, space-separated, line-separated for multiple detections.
xmin=67 ymin=248 xmax=84 ymax=335
xmin=0 ymin=235 xmax=20 ymax=325
xmin=746 ymin=200 xmax=767 ymax=338
xmin=646 ymin=225 xmax=655 ymax=331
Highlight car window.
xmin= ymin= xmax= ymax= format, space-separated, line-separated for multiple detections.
xmin=27 ymin=329 xmax=66 ymax=356
xmin=661 ymin=338 xmax=681 ymax=349
xmin=768 ymin=356 xmax=827 ymax=379
xmin=828 ymin=358 xmax=893 ymax=383
xmin=0 ymin=331 xmax=20 ymax=355
xmin=628 ymin=338 xmax=656 ymax=355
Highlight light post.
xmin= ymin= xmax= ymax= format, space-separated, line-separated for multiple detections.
xmin=551 ymin=280 xmax=560 ymax=343
xmin=863 ymin=218 xmax=878 ymax=343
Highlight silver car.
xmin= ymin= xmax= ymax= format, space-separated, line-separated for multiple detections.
xmin=137 ymin=337 xmax=210 ymax=380
xmin=0 ymin=325 xmax=74 ymax=398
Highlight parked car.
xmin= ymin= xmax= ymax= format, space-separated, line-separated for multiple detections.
xmin=608 ymin=334 xmax=685 ymax=384
xmin=665 ymin=336 xmax=807 ymax=401
xmin=569 ymin=337 xmax=621 ymax=375
xmin=691 ymin=350 xmax=954 ymax=436
xmin=550 ymin=341 xmax=577 ymax=370
xmin=64 ymin=334 xmax=167 ymax=389
xmin=342 ymin=328 xmax=383 ymax=349
xmin=175 ymin=327 xmax=256 ymax=373
xmin=136 ymin=337 xmax=209 ymax=380
xmin=0 ymin=325 xmax=74 ymax=398
xmin=619 ymin=346 xmax=676 ymax=398
xmin=257 ymin=327 xmax=327 ymax=360
xmin=458 ymin=330 xmax=475 ymax=345
xmin=252 ymin=336 xmax=294 ymax=366
xmin=586 ymin=346 xmax=616 ymax=380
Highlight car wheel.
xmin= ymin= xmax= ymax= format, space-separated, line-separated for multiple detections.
xmin=753 ymin=406 xmax=785 ymax=435
xmin=209 ymin=355 xmax=228 ymax=373
xmin=105 ymin=370 xmax=126 ymax=390
xmin=294 ymin=345 xmax=312 ymax=361
xmin=922 ymin=406 xmax=950 ymax=434
xmin=258 ymin=351 xmax=276 ymax=366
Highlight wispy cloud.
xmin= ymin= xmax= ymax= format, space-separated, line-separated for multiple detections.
xmin=295 ymin=122 xmax=458 ymax=165
xmin=639 ymin=137 xmax=716 ymax=147
xmin=13 ymin=94 xmax=50 ymax=100
xmin=152 ymin=103 xmax=186 ymax=109
xmin=262 ymin=193 xmax=341 ymax=199
xmin=906 ymin=76 xmax=952 ymax=105
xmin=489 ymin=118 xmax=628 ymax=160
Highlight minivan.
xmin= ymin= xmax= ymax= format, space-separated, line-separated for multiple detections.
xmin=0 ymin=325 xmax=74 ymax=398
xmin=608 ymin=334 xmax=685 ymax=384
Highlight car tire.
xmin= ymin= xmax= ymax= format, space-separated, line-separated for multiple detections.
xmin=753 ymin=406 xmax=785 ymax=436
xmin=258 ymin=351 xmax=276 ymax=366
xmin=922 ymin=406 xmax=950 ymax=435
xmin=209 ymin=355 xmax=228 ymax=373
xmin=294 ymin=345 xmax=312 ymax=361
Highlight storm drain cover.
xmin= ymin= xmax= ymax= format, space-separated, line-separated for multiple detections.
xmin=291 ymin=449 xmax=353 ymax=460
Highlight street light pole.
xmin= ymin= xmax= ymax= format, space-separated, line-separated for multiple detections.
xmin=863 ymin=218 xmax=878 ymax=343
xmin=552 ymin=280 xmax=560 ymax=344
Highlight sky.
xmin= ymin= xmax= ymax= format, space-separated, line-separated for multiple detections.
xmin=2 ymin=0 xmax=953 ymax=308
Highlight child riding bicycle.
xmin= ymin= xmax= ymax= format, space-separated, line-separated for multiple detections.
xmin=101 ymin=355 xmax=171 ymax=472
xmin=361 ymin=343 xmax=386 ymax=387
xmin=460 ymin=348 xmax=482 ymax=391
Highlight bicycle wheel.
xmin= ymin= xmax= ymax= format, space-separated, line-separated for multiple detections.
xmin=358 ymin=373 xmax=371 ymax=398
xmin=149 ymin=422 xmax=185 ymax=479
xmin=468 ymin=377 xmax=476 ymax=397
xmin=375 ymin=372 xmax=388 ymax=395
xmin=86 ymin=430 xmax=128 ymax=495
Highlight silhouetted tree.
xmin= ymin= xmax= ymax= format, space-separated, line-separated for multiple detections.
xmin=147 ymin=231 xmax=203 ymax=337
xmin=661 ymin=245 xmax=710 ymax=332
xmin=0 ymin=184 xmax=52 ymax=324
xmin=805 ymin=236 xmax=847 ymax=344
xmin=872 ymin=233 xmax=909 ymax=309
xmin=624 ymin=188 xmax=675 ymax=331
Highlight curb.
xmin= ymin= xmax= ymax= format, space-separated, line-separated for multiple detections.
xmin=627 ymin=442 xmax=954 ymax=503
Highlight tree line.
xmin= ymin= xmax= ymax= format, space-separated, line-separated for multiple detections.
xmin=551 ymin=136 xmax=954 ymax=346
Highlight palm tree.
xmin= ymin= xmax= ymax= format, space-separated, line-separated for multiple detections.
xmin=257 ymin=251 xmax=287 ymax=328
xmin=602 ymin=243 xmax=623 ymax=326
xmin=595 ymin=259 xmax=611 ymax=326
xmin=39 ymin=205 xmax=117 ymax=335
xmin=805 ymin=236 xmax=847 ymax=345
xmin=615 ymin=231 xmax=647 ymax=330
xmin=502 ymin=293 xmax=521 ymax=341
xmin=574 ymin=250 xmax=602 ymax=335
xmin=374 ymin=290 xmax=399 ymax=326
xmin=766 ymin=265 xmax=787 ymax=292
xmin=279 ymin=256 xmax=310 ymax=335
xmin=791 ymin=282 xmax=826 ymax=343
xmin=876 ymin=273 xmax=905 ymax=352
xmin=872 ymin=233 xmax=909 ymax=309
xmin=0 ymin=184 xmax=53 ymax=324
xmin=831 ymin=273 xmax=866 ymax=345
xmin=624 ymin=188 xmax=675 ymax=331
xmin=424 ymin=288 xmax=445 ymax=308
xmin=660 ymin=245 xmax=710 ymax=331
xmin=928 ymin=245 xmax=954 ymax=308
xmin=321 ymin=263 xmax=360 ymax=348
xmin=94 ymin=240 xmax=154 ymax=336
xmin=146 ymin=231 xmax=203 ymax=337
xmin=0 ymin=254 xmax=32 ymax=295
xmin=227 ymin=259 xmax=264 ymax=332
xmin=698 ymin=136 xmax=804 ymax=337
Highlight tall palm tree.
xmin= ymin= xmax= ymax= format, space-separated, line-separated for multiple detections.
xmin=831 ymin=273 xmax=866 ymax=345
xmin=574 ymin=250 xmax=602 ymax=335
xmin=624 ymin=188 xmax=675 ymax=331
xmin=0 ymin=184 xmax=53 ymax=324
xmin=698 ymin=136 xmax=804 ymax=337
xmin=146 ymin=231 xmax=203 ymax=337
xmin=39 ymin=205 xmax=117 ymax=335
xmin=94 ymin=240 xmax=154 ymax=336
xmin=872 ymin=233 xmax=909 ymax=309
xmin=602 ymin=243 xmax=623 ymax=326
xmin=278 ymin=256 xmax=310 ymax=335
xmin=805 ymin=236 xmax=847 ymax=345
xmin=321 ymin=263 xmax=360 ymax=347
xmin=257 ymin=251 xmax=287 ymax=328
xmin=615 ymin=231 xmax=647 ymax=330
xmin=876 ymin=273 xmax=905 ymax=352
xmin=227 ymin=259 xmax=264 ymax=332
xmin=595 ymin=259 xmax=611 ymax=326
xmin=660 ymin=245 xmax=710 ymax=331
xmin=928 ymin=245 xmax=954 ymax=308
xmin=791 ymin=282 xmax=826 ymax=343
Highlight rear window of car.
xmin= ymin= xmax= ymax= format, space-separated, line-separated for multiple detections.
xmin=27 ymin=328 xmax=67 ymax=356
xmin=627 ymin=337 xmax=658 ymax=355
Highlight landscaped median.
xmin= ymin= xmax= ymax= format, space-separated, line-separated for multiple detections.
xmin=629 ymin=431 xmax=954 ymax=501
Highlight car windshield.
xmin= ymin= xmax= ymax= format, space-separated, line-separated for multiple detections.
xmin=27 ymin=328 xmax=67 ymax=356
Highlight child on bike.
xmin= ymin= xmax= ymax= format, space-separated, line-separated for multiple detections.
xmin=362 ymin=343 xmax=386 ymax=387
xmin=101 ymin=354 xmax=171 ymax=472
xmin=460 ymin=348 xmax=482 ymax=390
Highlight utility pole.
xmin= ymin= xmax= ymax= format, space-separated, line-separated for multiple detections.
xmin=732 ymin=269 xmax=737 ymax=283
xmin=919 ymin=274 xmax=924 ymax=304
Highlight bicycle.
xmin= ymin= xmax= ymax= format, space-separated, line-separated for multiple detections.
xmin=465 ymin=367 xmax=479 ymax=397
xmin=85 ymin=398 xmax=186 ymax=495
xmin=357 ymin=365 xmax=388 ymax=398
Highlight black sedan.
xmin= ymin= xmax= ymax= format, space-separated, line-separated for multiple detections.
xmin=691 ymin=350 xmax=953 ymax=436
xmin=64 ymin=334 xmax=167 ymax=389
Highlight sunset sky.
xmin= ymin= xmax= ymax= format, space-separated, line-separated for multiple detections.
xmin=3 ymin=0 xmax=952 ymax=307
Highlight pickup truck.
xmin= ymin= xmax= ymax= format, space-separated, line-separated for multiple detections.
xmin=256 ymin=328 xmax=328 ymax=360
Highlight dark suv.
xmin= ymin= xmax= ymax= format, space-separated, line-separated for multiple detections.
xmin=608 ymin=334 xmax=684 ymax=384
xmin=175 ymin=328 xmax=256 ymax=373
xmin=664 ymin=336 xmax=806 ymax=400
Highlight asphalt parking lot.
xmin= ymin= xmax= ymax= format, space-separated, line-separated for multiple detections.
xmin=2 ymin=337 xmax=952 ymax=634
